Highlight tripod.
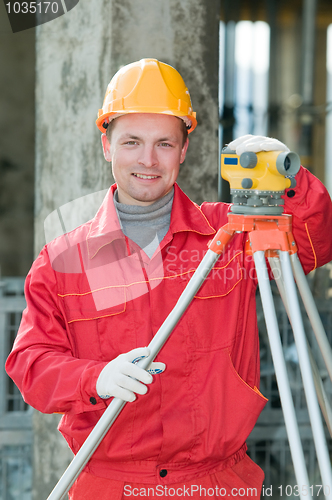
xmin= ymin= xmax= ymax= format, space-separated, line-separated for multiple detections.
xmin=47 ymin=209 xmax=332 ymax=500
xmin=211 ymin=213 xmax=332 ymax=500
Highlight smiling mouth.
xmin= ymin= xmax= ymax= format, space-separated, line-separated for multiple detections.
xmin=132 ymin=173 xmax=160 ymax=179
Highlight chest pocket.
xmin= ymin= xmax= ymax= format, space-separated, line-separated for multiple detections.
xmin=58 ymin=249 xmax=160 ymax=361
xmin=59 ymin=286 xmax=126 ymax=322
xmin=193 ymin=252 xmax=243 ymax=299
xmin=59 ymin=287 xmax=127 ymax=361
xmin=178 ymin=252 xmax=244 ymax=350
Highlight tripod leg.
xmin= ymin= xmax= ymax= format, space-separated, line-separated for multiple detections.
xmin=253 ymin=251 xmax=311 ymax=499
xmin=268 ymin=257 xmax=289 ymax=316
xmin=308 ymin=347 xmax=332 ymax=438
xmin=290 ymin=253 xmax=332 ymax=382
xmin=279 ymin=251 xmax=332 ymax=496
xmin=268 ymin=257 xmax=332 ymax=437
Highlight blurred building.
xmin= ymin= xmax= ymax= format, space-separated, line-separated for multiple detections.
xmin=0 ymin=0 xmax=331 ymax=498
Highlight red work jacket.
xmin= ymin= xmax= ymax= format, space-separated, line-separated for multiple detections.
xmin=5 ymin=167 xmax=332 ymax=486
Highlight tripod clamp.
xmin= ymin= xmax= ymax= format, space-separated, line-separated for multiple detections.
xmin=209 ymin=212 xmax=297 ymax=257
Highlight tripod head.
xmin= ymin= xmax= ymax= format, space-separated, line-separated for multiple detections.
xmin=221 ymin=148 xmax=301 ymax=215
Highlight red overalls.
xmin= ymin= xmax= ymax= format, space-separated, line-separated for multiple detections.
xmin=6 ymin=167 xmax=332 ymax=498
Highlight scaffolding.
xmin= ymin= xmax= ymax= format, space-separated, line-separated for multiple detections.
xmin=0 ymin=278 xmax=32 ymax=500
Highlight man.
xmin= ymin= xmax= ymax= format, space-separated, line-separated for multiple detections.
xmin=6 ymin=59 xmax=332 ymax=499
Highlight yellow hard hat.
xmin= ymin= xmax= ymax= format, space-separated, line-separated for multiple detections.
xmin=96 ymin=58 xmax=197 ymax=133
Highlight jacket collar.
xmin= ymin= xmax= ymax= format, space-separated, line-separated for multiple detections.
xmin=86 ymin=183 xmax=215 ymax=259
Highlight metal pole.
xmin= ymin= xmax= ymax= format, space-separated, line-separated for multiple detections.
xmin=254 ymin=250 xmax=311 ymax=500
xmin=299 ymin=0 xmax=318 ymax=162
xmin=301 ymin=0 xmax=317 ymax=106
xmin=219 ymin=20 xmax=236 ymax=202
xmin=266 ymin=0 xmax=280 ymax=139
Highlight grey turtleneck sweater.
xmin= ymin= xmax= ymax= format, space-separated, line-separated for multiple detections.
xmin=113 ymin=188 xmax=174 ymax=258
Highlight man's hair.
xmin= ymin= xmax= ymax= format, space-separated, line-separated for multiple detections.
xmin=106 ymin=116 xmax=189 ymax=147
xmin=179 ymin=119 xmax=189 ymax=146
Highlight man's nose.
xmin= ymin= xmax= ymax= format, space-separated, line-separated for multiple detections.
xmin=138 ymin=145 xmax=158 ymax=167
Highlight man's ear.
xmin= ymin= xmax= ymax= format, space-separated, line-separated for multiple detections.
xmin=180 ymin=137 xmax=189 ymax=164
xmin=101 ymin=133 xmax=112 ymax=162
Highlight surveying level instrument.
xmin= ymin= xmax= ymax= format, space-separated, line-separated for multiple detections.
xmin=221 ymin=147 xmax=300 ymax=214
xmin=47 ymin=150 xmax=332 ymax=500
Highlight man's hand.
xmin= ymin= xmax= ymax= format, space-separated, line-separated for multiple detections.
xmin=228 ymin=134 xmax=290 ymax=156
xmin=96 ymin=347 xmax=165 ymax=402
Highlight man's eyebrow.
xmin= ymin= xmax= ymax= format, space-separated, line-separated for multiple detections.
xmin=158 ymin=137 xmax=177 ymax=142
xmin=120 ymin=134 xmax=141 ymax=141
xmin=119 ymin=133 xmax=179 ymax=142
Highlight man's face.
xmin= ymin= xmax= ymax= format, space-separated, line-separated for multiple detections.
xmin=102 ymin=113 xmax=189 ymax=206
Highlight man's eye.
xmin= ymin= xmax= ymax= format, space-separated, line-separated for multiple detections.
xmin=125 ymin=141 xmax=138 ymax=145
xmin=160 ymin=142 xmax=172 ymax=147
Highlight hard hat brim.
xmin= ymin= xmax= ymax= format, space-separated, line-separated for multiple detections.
xmin=96 ymin=109 xmax=197 ymax=134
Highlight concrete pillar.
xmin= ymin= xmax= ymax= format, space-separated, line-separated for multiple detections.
xmin=277 ymin=14 xmax=302 ymax=152
xmin=34 ymin=1 xmax=219 ymax=497
xmin=313 ymin=24 xmax=328 ymax=183
xmin=0 ymin=1 xmax=34 ymax=277
xmin=267 ymin=7 xmax=328 ymax=183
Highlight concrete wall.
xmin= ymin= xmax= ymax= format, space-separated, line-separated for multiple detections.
xmin=0 ymin=1 xmax=35 ymax=277
xmin=34 ymin=1 xmax=219 ymax=497
xmin=35 ymin=0 xmax=220 ymax=255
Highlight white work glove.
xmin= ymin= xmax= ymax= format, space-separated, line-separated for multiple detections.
xmin=96 ymin=347 xmax=165 ymax=402
xmin=228 ymin=134 xmax=290 ymax=156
